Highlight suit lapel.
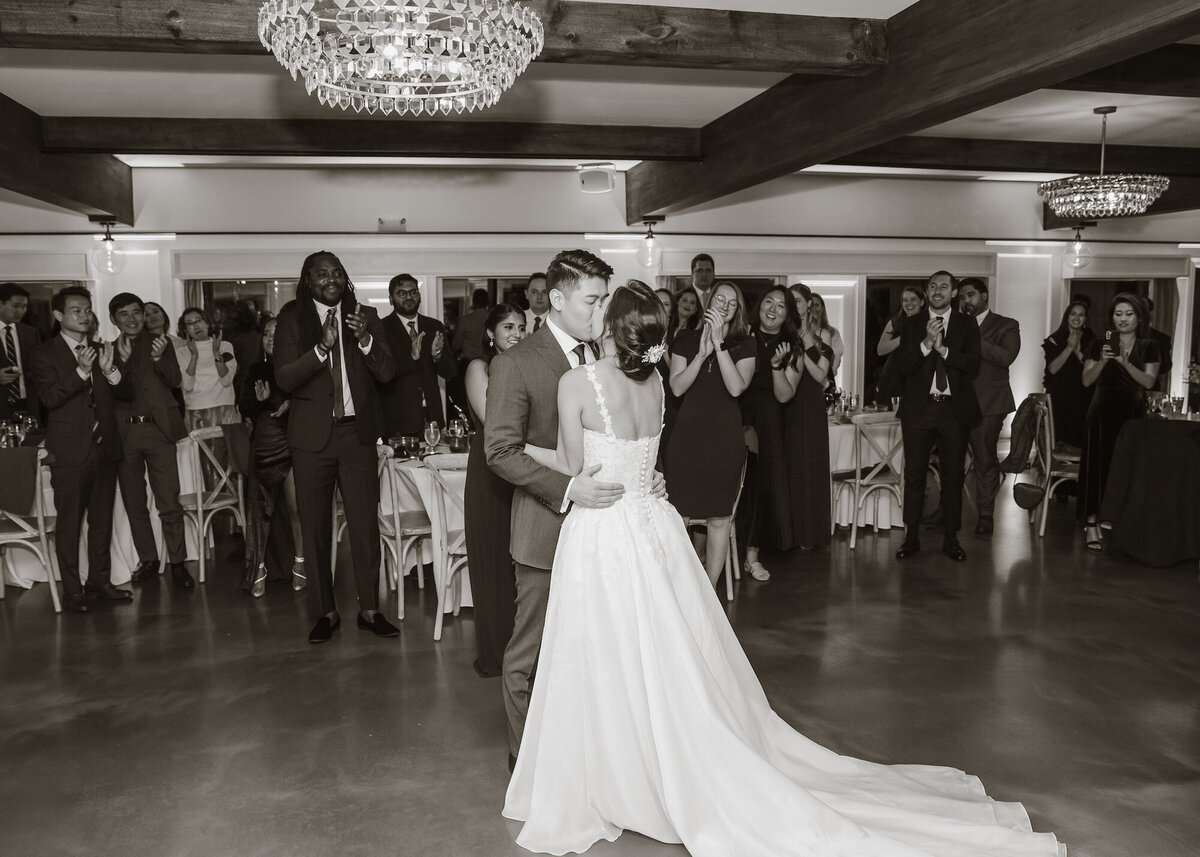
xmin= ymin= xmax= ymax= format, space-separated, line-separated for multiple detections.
xmin=530 ymin=324 xmax=571 ymax=377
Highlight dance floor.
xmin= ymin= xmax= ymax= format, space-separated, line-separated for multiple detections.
xmin=2 ymin=496 xmax=1197 ymax=857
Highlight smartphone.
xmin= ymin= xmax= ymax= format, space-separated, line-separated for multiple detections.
xmin=1105 ymin=329 xmax=1114 ymax=344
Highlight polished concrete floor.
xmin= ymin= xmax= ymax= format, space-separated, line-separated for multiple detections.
xmin=2 ymin=496 xmax=1198 ymax=857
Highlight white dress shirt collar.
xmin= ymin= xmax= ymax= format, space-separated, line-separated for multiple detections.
xmin=974 ymin=308 xmax=990 ymax=326
xmin=545 ymin=316 xmax=589 ymax=367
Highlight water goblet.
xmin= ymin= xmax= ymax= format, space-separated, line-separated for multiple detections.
xmin=424 ymin=420 xmax=442 ymax=450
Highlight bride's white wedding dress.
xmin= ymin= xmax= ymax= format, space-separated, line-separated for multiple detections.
xmin=503 ymin=366 xmax=1063 ymax=857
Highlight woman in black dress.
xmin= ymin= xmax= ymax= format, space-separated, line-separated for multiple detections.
xmin=776 ymin=284 xmax=833 ymax=550
xmin=876 ymin=285 xmax=925 ymax=404
xmin=660 ymin=288 xmax=703 ymax=467
xmin=1079 ymin=294 xmax=1161 ymax=551
xmin=1042 ymin=299 xmax=1095 ymax=450
xmin=739 ymin=286 xmax=799 ymax=581
xmin=667 ymin=281 xmax=756 ymax=587
xmin=464 ymin=303 xmax=527 ymax=677
xmin=238 ymin=316 xmax=305 ymax=596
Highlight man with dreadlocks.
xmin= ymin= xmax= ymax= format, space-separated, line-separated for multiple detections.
xmin=274 ymin=251 xmax=398 ymax=643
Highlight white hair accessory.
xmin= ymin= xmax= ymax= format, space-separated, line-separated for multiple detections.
xmin=641 ymin=342 xmax=667 ymax=364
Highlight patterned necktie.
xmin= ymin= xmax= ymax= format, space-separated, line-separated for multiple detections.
xmin=533 ymin=316 xmax=542 ymax=332
xmin=571 ymin=343 xmax=587 ymax=367
xmin=5 ymin=326 xmax=19 ymax=405
xmin=327 ymin=308 xmax=345 ymax=419
xmin=409 ymin=320 xmax=418 ymax=338
xmin=76 ymin=344 xmax=102 ymax=444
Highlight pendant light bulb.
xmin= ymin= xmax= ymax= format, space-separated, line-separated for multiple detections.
xmin=637 ymin=220 xmax=663 ymax=269
xmin=89 ymin=222 xmax=127 ymax=275
xmin=1066 ymin=226 xmax=1092 ymax=270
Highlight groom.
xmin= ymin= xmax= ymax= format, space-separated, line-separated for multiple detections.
xmin=486 ymin=249 xmax=628 ymax=770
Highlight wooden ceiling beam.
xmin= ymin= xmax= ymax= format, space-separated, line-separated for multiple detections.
xmin=0 ymin=1 xmax=887 ymax=75
xmin=39 ymin=117 xmax=701 ymax=161
xmin=0 ymin=93 xmax=133 ymax=224
xmin=1049 ymin=44 xmax=1200 ymax=99
xmin=1042 ymin=175 xmax=1200 ymax=228
xmin=833 ymin=136 xmax=1200 ymax=177
xmin=625 ymin=0 xmax=1200 ymax=223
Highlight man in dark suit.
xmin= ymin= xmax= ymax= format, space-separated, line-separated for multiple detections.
xmin=959 ymin=277 xmax=1020 ymax=536
xmin=29 ymin=287 xmax=134 ymax=613
xmin=0 ymin=282 xmax=42 ymax=423
xmin=109 ymin=293 xmax=195 ymax=589
xmin=273 ymin=251 xmax=398 ymax=644
xmin=379 ymin=273 xmax=457 ymax=437
xmin=487 ymin=249 xmax=660 ymax=772
xmin=685 ymin=253 xmax=716 ymax=310
xmin=896 ymin=271 xmax=981 ymax=562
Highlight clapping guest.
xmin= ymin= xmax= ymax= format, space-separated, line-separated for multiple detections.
xmin=1079 ymin=294 xmax=1160 ymax=551
xmin=109 ymin=292 xmax=193 ymax=588
xmin=379 ymin=273 xmax=457 ymax=437
xmin=876 ymin=286 xmax=926 ymax=402
xmin=464 ymin=302 xmax=527 ymax=677
xmin=1042 ymin=300 xmax=1095 ymax=451
xmin=29 ymin=287 xmax=133 ymax=613
xmin=177 ymin=307 xmax=240 ymax=431
xmin=237 ymin=316 xmax=305 ymax=597
xmin=144 ymin=301 xmax=186 ymax=416
xmin=773 ymin=283 xmax=832 ymax=551
xmin=667 ymin=281 xmax=756 ymax=588
xmin=809 ymin=293 xmax=844 ymax=388
xmin=739 ymin=287 xmax=799 ymax=581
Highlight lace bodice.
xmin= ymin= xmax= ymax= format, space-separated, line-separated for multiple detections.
xmin=581 ymin=365 xmax=662 ymax=502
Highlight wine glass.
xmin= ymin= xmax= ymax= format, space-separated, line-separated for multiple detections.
xmin=891 ymin=396 xmax=901 ymax=412
xmin=1171 ymin=396 xmax=1185 ymax=416
xmin=424 ymin=420 xmax=442 ymax=451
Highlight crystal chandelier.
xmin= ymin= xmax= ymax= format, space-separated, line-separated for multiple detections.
xmin=258 ymin=0 xmax=544 ymax=117
xmin=1038 ymin=107 xmax=1169 ymax=219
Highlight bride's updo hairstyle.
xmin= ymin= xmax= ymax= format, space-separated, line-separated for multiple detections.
xmin=605 ymin=279 xmax=669 ymax=382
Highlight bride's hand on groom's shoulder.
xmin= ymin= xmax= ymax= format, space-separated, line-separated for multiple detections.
xmin=568 ymin=464 xmax=624 ymax=509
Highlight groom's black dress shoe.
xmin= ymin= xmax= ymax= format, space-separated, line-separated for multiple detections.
xmin=942 ymin=539 xmax=967 ymax=562
xmin=308 ymin=613 xmax=341 ymax=644
xmin=357 ymin=612 xmax=400 ymax=638
xmin=895 ymin=540 xmax=921 ymax=560
xmin=83 ymin=581 xmax=133 ymax=601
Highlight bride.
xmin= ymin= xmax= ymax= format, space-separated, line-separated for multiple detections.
xmin=506 ymin=280 xmax=1064 ymax=857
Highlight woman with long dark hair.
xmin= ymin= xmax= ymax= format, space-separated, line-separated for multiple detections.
xmin=809 ymin=293 xmax=844 ymax=388
xmin=876 ymin=285 xmax=925 ymax=403
xmin=739 ymin=286 xmax=799 ymax=580
xmin=667 ymin=280 xmax=756 ymax=587
xmin=1042 ymin=299 xmax=1095 ymax=450
xmin=775 ymin=283 xmax=833 ymax=550
xmin=464 ymin=302 xmax=528 ymax=677
xmin=238 ymin=314 xmax=305 ymax=596
xmin=1079 ymin=293 xmax=1160 ymax=550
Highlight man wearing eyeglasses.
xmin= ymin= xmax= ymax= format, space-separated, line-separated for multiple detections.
xmin=379 ymin=273 xmax=458 ymax=437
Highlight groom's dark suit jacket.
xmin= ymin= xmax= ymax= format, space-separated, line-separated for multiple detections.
xmin=485 ymin=323 xmax=572 ymax=571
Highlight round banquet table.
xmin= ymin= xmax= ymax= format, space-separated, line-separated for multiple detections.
xmin=1098 ymin=417 xmax=1200 ymax=567
xmin=385 ymin=453 xmax=473 ymax=610
xmin=2 ymin=438 xmax=200 ymax=590
xmin=828 ymin=415 xmax=903 ymax=530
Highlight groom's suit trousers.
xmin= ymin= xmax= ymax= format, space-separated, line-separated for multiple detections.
xmin=504 ymin=562 xmax=552 ymax=757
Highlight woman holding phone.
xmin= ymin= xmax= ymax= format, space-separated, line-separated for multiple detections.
xmin=1079 ymin=293 xmax=1160 ymax=550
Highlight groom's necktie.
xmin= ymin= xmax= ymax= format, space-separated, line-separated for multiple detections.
xmin=571 ymin=343 xmax=587 ymax=367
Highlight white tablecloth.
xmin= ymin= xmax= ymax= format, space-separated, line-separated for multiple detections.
xmin=386 ymin=455 xmax=473 ymax=611
xmin=3 ymin=438 xmax=200 ymax=590
xmin=828 ymin=416 xmax=903 ymax=530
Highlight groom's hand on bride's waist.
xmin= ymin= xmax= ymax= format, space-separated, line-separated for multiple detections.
xmin=567 ymin=464 xmax=624 ymax=509
xmin=649 ymin=470 xmax=667 ymax=501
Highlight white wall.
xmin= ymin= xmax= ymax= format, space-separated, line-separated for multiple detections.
xmin=0 ymin=168 xmax=1195 ymax=398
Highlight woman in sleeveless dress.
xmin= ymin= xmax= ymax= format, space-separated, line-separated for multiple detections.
xmin=506 ymin=281 xmax=1064 ymax=857
xmin=463 ymin=303 xmax=527 ymax=677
